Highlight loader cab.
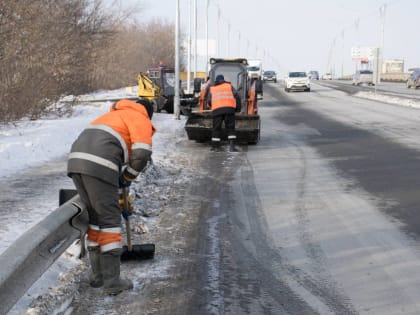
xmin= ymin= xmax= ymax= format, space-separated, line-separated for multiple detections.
xmin=147 ymin=67 xmax=175 ymax=97
xmin=147 ymin=65 xmax=176 ymax=113
xmin=208 ymin=58 xmax=249 ymax=114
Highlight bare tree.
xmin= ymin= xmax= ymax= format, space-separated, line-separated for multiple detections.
xmin=91 ymin=18 xmax=176 ymax=90
xmin=0 ymin=0 xmax=116 ymax=121
xmin=0 ymin=0 xmax=177 ymax=123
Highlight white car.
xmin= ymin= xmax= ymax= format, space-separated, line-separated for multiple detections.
xmin=322 ymin=73 xmax=333 ymax=80
xmin=284 ymin=72 xmax=310 ymax=92
xmin=352 ymin=70 xmax=374 ymax=86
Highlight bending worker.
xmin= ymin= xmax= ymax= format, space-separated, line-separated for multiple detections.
xmin=205 ymin=74 xmax=240 ymax=151
xmin=67 ymin=98 xmax=155 ymax=295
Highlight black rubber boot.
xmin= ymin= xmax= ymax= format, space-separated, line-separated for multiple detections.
xmin=87 ymin=246 xmax=103 ymax=288
xmin=229 ymin=139 xmax=238 ymax=152
xmin=101 ymin=249 xmax=133 ymax=295
xmin=211 ymin=140 xmax=222 ymax=152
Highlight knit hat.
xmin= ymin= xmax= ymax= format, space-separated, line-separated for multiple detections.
xmin=215 ymin=74 xmax=225 ymax=82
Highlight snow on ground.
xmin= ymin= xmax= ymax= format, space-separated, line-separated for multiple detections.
xmin=1 ymin=86 xmax=188 ymax=314
xmin=0 ymin=87 xmax=140 ymax=180
xmin=1 ymin=83 xmax=418 ymax=314
xmin=355 ymin=90 xmax=420 ymax=109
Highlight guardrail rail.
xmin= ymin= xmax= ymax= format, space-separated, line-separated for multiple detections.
xmin=0 ymin=195 xmax=87 ymax=315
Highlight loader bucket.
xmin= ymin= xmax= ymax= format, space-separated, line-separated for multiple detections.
xmin=184 ymin=111 xmax=260 ymax=144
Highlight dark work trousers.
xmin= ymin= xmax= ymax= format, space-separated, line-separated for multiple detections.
xmin=212 ymin=112 xmax=236 ymax=142
xmin=71 ymin=173 xmax=121 ymax=229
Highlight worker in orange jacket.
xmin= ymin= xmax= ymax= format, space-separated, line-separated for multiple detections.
xmin=205 ymin=74 xmax=240 ymax=151
xmin=67 ymin=98 xmax=155 ymax=295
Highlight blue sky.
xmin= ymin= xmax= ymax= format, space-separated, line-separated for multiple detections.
xmin=116 ymin=0 xmax=419 ymax=76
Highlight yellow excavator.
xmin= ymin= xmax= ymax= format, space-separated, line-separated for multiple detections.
xmin=137 ymin=64 xmax=202 ymax=115
xmin=137 ymin=71 xmax=166 ymax=113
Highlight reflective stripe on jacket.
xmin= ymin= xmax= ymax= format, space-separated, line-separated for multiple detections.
xmin=209 ymin=82 xmax=236 ymax=111
xmin=68 ymin=99 xmax=155 ymax=186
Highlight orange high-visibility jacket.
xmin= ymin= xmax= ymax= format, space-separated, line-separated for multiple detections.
xmin=208 ymin=82 xmax=236 ymax=111
xmin=68 ymin=99 xmax=156 ymax=185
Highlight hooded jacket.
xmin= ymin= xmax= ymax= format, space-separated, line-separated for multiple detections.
xmin=67 ymin=99 xmax=155 ymax=185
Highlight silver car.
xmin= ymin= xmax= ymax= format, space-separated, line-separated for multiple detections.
xmin=263 ymin=70 xmax=277 ymax=83
xmin=352 ymin=70 xmax=374 ymax=86
xmin=406 ymin=70 xmax=420 ymax=89
xmin=308 ymin=71 xmax=319 ymax=80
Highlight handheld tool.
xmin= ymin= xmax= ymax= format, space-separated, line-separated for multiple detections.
xmin=120 ymin=186 xmax=155 ymax=261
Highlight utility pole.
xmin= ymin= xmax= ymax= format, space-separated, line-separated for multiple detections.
xmin=374 ymin=47 xmax=380 ymax=93
xmin=227 ymin=21 xmax=230 ymax=57
xmin=238 ymin=31 xmax=241 ymax=57
xmin=205 ymin=0 xmax=209 ymax=72
xmin=341 ymin=29 xmax=345 ymax=78
xmin=378 ymin=4 xmax=387 ymax=84
xmin=174 ymin=0 xmax=180 ymax=119
xmin=217 ymin=6 xmax=221 ymax=56
xmin=326 ymin=37 xmax=336 ymax=76
xmin=187 ymin=0 xmax=192 ymax=94
xmin=194 ymin=0 xmax=197 ymax=78
xmin=355 ymin=18 xmax=360 ymax=72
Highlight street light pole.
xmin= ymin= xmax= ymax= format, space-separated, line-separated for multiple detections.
xmin=217 ymin=6 xmax=221 ymax=56
xmin=379 ymin=4 xmax=387 ymax=84
xmin=174 ymin=0 xmax=180 ymax=119
xmin=187 ymin=0 xmax=192 ymax=94
xmin=194 ymin=0 xmax=197 ymax=78
xmin=341 ymin=29 xmax=345 ymax=78
xmin=227 ymin=21 xmax=230 ymax=57
xmin=205 ymin=0 xmax=209 ymax=72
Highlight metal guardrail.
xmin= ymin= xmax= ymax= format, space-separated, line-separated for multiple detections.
xmin=0 ymin=195 xmax=87 ymax=315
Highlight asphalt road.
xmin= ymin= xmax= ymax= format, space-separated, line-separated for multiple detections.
xmin=133 ymin=81 xmax=420 ymax=314
xmin=243 ymin=82 xmax=420 ymax=314
xmin=316 ymin=79 xmax=420 ymax=100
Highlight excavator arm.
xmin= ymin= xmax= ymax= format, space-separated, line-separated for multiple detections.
xmin=137 ymin=72 xmax=161 ymax=99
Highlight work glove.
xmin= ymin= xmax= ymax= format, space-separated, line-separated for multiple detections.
xmin=118 ymin=191 xmax=134 ymax=220
xmin=118 ymin=175 xmax=132 ymax=188
xmin=121 ymin=210 xmax=132 ymax=220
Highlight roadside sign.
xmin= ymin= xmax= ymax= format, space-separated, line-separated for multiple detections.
xmin=351 ymin=47 xmax=377 ymax=61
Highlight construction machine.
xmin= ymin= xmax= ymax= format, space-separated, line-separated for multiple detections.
xmin=184 ymin=58 xmax=261 ymax=144
xmin=137 ymin=64 xmax=176 ymax=113
xmin=138 ymin=64 xmax=200 ymax=115
xmin=137 ymin=72 xmax=165 ymax=113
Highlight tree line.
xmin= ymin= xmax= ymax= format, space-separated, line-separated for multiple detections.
xmin=0 ymin=0 xmax=175 ymax=122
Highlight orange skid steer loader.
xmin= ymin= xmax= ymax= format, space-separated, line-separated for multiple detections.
xmin=184 ymin=58 xmax=261 ymax=144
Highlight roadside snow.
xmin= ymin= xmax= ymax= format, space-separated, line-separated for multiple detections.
xmin=354 ymin=91 xmax=420 ymax=109
xmin=1 ymin=86 xmax=188 ymax=314
xmin=0 ymin=87 xmax=140 ymax=180
xmin=0 ymin=103 xmax=110 ymax=179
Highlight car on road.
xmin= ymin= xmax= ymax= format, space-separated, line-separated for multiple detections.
xmin=284 ymin=71 xmax=310 ymax=92
xmin=322 ymin=73 xmax=333 ymax=80
xmin=406 ymin=70 xmax=420 ymax=89
xmin=352 ymin=70 xmax=374 ymax=86
xmin=263 ymin=70 xmax=277 ymax=83
xmin=308 ymin=71 xmax=319 ymax=80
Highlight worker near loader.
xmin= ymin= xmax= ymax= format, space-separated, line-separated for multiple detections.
xmin=67 ymin=98 xmax=155 ymax=295
xmin=205 ymin=74 xmax=240 ymax=151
